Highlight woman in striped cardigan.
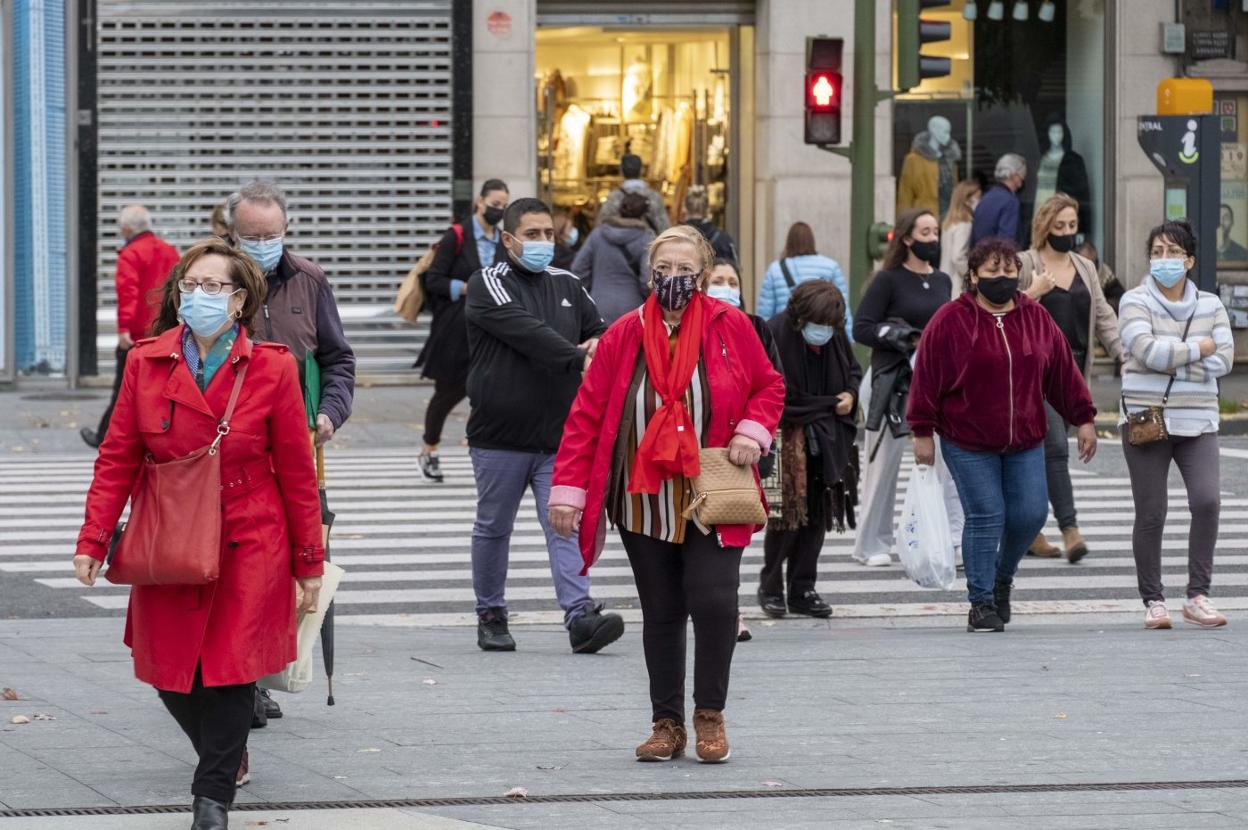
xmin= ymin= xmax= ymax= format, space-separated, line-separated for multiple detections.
xmin=1118 ymin=220 xmax=1234 ymax=630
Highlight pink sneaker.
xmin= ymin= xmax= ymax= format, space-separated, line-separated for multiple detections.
xmin=1182 ymin=595 xmax=1227 ymax=628
xmin=1145 ymin=601 xmax=1172 ymax=630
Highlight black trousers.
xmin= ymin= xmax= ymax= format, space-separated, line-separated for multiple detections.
xmin=157 ymin=666 xmax=254 ymax=804
xmin=620 ymin=527 xmax=742 ymax=723
xmin=422 ymin=378 xmax=467 ymax=446
xmin=94 ymin=346 xmax=129 ymax=439
xmin=760 ymin=523 xmax=827 ymax=598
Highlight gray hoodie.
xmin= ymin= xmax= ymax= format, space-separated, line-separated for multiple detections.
xmin=571 ymin=217 xmax=655 ymax=324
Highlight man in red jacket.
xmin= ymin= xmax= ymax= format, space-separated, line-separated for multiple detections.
xmin=82 ymin=205 xmax=180 ymax=448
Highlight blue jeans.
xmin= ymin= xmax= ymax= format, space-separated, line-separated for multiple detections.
xmin=940 ymin=442 xmax=1048 ymax=605
xmin=469 ymin=447 xmax=596 ymax=628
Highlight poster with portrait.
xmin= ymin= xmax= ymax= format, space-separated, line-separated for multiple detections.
xmin=1220 ymin=143 xmax=1248 ymax=268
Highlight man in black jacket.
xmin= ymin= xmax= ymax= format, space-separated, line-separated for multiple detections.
xmin=416 ymin=179 xmax=509 ymax=482
xmin=464 ymin=197 xmax=623 ymax=654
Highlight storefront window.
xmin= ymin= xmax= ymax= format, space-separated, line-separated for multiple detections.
xmin=893 ymin=0 xmax=1106 ymax=251
xmin=535 ymin=28 xmax=732 ymax=231
xmin=1216 ymin=92 xmax=1248 ymax=270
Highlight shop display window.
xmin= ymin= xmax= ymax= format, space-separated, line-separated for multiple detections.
xmin=1216 ymin=92 xmax=1248 ymax=270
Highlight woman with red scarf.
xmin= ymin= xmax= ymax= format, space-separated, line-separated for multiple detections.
xmin=549 ymin=226 xmax=784 ymax=764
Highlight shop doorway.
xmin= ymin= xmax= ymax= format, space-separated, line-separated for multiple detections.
xmin=535 ymin=26 xmax=738 ymax=253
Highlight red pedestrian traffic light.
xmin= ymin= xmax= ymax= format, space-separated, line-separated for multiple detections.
xmin=804 ymin=37 xmax=843 ymax=146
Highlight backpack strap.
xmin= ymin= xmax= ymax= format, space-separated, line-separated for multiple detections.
xmin=452 ymin=223 xmax=464 ymax=255
xmin=779 ymin=258 xmax=796 ymax=289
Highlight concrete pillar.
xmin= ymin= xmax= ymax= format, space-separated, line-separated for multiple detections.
xmin=472 ymin=0 xmax=538 ymax=199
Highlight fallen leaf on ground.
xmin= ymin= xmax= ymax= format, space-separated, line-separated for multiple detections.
xmin=505 ymin=786 xmax=528 ymax=799
xmin=89 ymin=710 xmax=108 ymax=715
xmin=32 ymin=713 xmax=55 ymax=721
xmin=422 ymin=678 xmax=437 ymax=686
xmin=9 ymin=715 xmax=29 ymax=725
xmin=1055 ymin=712 xmax=1068 ymax=720
xmin=357 ymin=747 xmax=381 ymax=753
xmin=1 ymin=688 xmax=19 ymax=701
xmin=762 ymin=780 xmax=784 ymax=787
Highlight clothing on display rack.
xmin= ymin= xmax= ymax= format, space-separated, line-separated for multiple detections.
xmin=556 ymin=104 xmax=592 ymax=184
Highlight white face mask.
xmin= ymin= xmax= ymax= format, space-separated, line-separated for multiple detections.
xmin=706 ymin=284 xmax=741 ymax=307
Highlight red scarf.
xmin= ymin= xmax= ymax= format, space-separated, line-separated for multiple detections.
xmin=628 ymin=292 xmax=708 ymax=494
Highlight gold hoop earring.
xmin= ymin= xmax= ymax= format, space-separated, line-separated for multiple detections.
xmin=232 ymin=309 xmax=242 ymax=319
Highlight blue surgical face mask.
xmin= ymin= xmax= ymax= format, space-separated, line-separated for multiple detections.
xmin=178 ymin=288 xmax=237 ymax=338
xmin=567 ymin=227 xmax=580 ymax=247
xmin=509 ymin=237 xmax=555 ymax=272
xmin=706 ymin=285 xmax=741 ymax=307
xmin=239 ymin=237 xmax=284 ymax=273
xmin=802 ymin=322 xmax=834 ymax=346
xmin=1150 ymin=257 xmax=1188 ymax=288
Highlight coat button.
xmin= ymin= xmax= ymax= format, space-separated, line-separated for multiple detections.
xmin=227 ymin=541 xmax=239 ymax=549
xmin=161 ymin=419 xmax=169 ymax=429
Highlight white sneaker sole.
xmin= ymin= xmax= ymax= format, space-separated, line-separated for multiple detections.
xmin=1145 ymin=617 xmax=1172 ymax=630
xmin=696 ymin=749 xmax=731 ymax=764
xmin=1182 ymin=611 xmax=1227 ymax=628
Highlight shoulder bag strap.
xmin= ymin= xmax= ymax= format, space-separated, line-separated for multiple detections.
xmin=209 ymin=363 xmax=249 ymax=454
xmin=779 ymin=258 xmax=796 ymax=289
xmin=1160 ymin=308 xmax=1198 ymax=407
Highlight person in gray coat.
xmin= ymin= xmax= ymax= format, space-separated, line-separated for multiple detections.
xmin=572 ymin=192 xmax=656 ymax=324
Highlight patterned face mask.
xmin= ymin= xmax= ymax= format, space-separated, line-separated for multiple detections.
xmin=653 ymin=271 xmax=697 ymax=311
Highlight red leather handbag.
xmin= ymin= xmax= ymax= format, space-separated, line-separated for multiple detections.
xmin=105 ymin=365 xmax=248 ymax=586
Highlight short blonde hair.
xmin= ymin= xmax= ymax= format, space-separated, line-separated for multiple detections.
xmin=647 ymin=225 xmax=716 ymax=288
xmin=943 ymin=180 xmax=980 ymax=229
xmin=1031 ymin=192 xmax=1080 ymax=250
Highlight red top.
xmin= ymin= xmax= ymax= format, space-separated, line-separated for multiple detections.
xmin=550 ymin=297 xmax=785 ymax=572
xmin=907 ymin=292 xmax=1096 ymax=454
xmin=116 ymin=231 xmax=180 ymax=341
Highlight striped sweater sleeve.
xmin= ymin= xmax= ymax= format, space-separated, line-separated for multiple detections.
xmin=1118 ymin=292 xmax=1201 ymax=373
xmin=1175 ymin=299 xmax=1234 ymax=383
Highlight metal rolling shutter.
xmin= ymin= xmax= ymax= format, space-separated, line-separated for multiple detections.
xmin=94 ymin=0 xmax=453 ymax=373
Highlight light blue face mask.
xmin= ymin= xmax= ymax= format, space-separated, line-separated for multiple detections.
xmin=510 ymin=238 xmax=555 ymax=272
xmin=567 ymin=227 xmax=579 ymax=247
xmin=239 ymin=237 xmax=284 ymax=273
xmin=802 ymin=323 xmax=834 ymax=346
xmin=706 ymin=285 xmax=741 ymax=307
xmin=178 ymin=288 xmax=236 ymax=337
xmin=1149 ymin=257 xmax=1188 ymax=288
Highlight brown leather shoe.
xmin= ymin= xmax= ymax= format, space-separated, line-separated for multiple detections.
xmin=1062 ymin=527 xmax=1089 ymax=563
xmin=692 ymin=709 xmax=731 ymax=763
xmin=635 ymin=718 xmax=686 ymax=762
xmin=1027 ymin=531 xmax=1061 ymax=558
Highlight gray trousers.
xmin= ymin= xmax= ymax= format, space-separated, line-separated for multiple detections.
xmin=1122 ymin=432 xmax=1221 ymax=605
xmin=1043 ymin=402 xmax=1078 ymax=530
xmin=469 ymin=447 xmax=596 ymax=627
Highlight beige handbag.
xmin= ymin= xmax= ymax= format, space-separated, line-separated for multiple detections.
xmin=682 ymin=447 xmax=767 ymax=526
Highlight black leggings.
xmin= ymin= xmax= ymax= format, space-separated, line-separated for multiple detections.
xmin=423 ymin=378 xmax=467 ymax=446
xmin=157 ymin=666 xmax=255 ymax=804
xmin=620 ymin=527 xmax=743 ymax=723
xmin=95 ymin=346 xmax=129 ymax=439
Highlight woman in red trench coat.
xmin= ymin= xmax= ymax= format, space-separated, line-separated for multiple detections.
xmin=73 ymin=239 xmax=324 ymax=830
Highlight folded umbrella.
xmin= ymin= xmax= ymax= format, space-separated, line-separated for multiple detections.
xmin=303 ymin=352 xmax=337 ymax=706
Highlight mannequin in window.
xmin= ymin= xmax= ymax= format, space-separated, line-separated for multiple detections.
xmin=622 ymin=55 xmax=652 ymax=122
xmin=1036 ymin=116 xmax=1092 ymax=237
xmin=897 ymin=115 xmax=962 ymax=219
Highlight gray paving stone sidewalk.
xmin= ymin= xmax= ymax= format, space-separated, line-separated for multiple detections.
xmin=3 ymin=615 xmax=1248 ymax=828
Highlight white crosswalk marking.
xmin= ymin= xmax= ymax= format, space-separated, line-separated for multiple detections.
xmin=0 ymin=448 xmax=1239 ymax=625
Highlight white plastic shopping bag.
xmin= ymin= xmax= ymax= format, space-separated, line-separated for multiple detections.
xmin=897 ymin=465 xmax=956 ymax=590
xmin=259 ymin=562 xmax=345 ymax=694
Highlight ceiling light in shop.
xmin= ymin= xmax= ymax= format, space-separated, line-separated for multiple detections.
xmin=1038 ymin=1 xmax=1056 ymax=21
xmin=1012 ymin=1 xmax=1029 ymax=20
xmin=963 ymin=1 xmax=978 ymax=19
xmin=987 ymin=1 xmax=1004 ymax=20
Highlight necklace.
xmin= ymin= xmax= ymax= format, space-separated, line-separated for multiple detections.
xmin=908 ymin=265 xmax=931 ymax=290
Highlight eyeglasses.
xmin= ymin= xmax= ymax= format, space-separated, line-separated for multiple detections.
xmin=1150 ymin=246 xmax=1187 ymax=258
xmin=177 ymin=279 xmax=237 ymax=296
xmin=236 ymin=233 xmax=284 ymax=244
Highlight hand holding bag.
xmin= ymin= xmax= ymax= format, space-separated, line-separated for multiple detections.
xmin=105 ymin=364 xmax=248 ymax=586
xmin=1123 ymin=309 xmax=1195 ymax=447
xmin=682 ymin=447 xmax=767 ymax=527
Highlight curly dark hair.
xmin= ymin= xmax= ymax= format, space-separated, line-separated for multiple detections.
xmin=785 ymin=279 xmax=846 ymax=330
xmin=151 ymin=238 xmax=268 ymax=336
xmin=1146 ymin=219 xmax=1197 ymax=259
xmin=965 ymin=237 xmax=1022 ymax=293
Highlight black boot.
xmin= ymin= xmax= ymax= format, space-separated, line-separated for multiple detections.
xmin=191 ymin=795 xmax=229 ymax=830
xmin=477 ymin=607 xmax=516 ymax=652
xmin=994 ymin=581 xmax=1013 ymax=625
xmin=967 ymin=602 xmax=1005 ymax=633
xmin=787 ymin=590 xmax=833 ymax=619
xmin=757 ymin=589 xmax=787 ymax=619
xmin=569 ymin=605 xmax=625 ymax=654
xmin=257 ymin=688 xmax=282 ymax=720
xmin=79 ymin=427 xmax=101 ymax=449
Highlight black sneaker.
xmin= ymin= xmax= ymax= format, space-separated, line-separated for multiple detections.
xmin=994 ymin=581 xmax=1013 ymax=625
xmin=757 ymin=590 xmax=787 ymax=619
xmin=569 ymin=605 xmax=625 ymax=654
xmin=80 ymin=427 xmax=100 ymax=449
xmin=787 ymin=590 xmax=833 ymax=619
xmin=477 ymin=607 xmax=516 ymax=651
xmin=258 ymin=687 xmax=282 ymax=719
xmin=967 ymin=602 xmax=1005 ymax=633
xmin=419 ymin=452 xmax=444 ymax=482
xmin=251 ymin=688 xmax=268 ymax=729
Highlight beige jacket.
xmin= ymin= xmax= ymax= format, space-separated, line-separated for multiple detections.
xmin=1017 ymin=248 xmax=1123 ymax=376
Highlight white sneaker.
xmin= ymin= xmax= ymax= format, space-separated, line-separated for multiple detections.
xmin=1144 ymin=600 xmax=1172 ymax=630
xmin=865 ymin=553 xmax=892 ymax=567
xmin=1182 ymin=595 xmax=1228 ymax=628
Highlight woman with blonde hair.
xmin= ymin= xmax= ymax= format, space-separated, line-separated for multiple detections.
xmin=1018 ymin=192 xmax=1122 ymax=562
xmin=548 ymin=225 xmax=784 ymax=764
xmin=940 ymin=179 xmax=981 ymax=291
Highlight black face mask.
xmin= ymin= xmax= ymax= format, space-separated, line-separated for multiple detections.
xmin=1047 ymin=232 xmax=1078 ymax=254
xmin=976 ymin=275 xmax=1018 ymax=306
xmin=482 ymin=205 xmax=505 ymax=226
xmin=909 ymin=239 xmax=941 ymax=267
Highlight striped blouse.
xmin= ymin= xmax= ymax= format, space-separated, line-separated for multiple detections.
xmin=609 ymin=328 xmax=712 ymax=543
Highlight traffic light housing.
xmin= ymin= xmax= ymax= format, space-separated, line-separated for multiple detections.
xmin=867 ymin=222 xmax=893 ymax=261
xmin=804 ymin=37 xmax=843 ymax=146
xmin=896 ymin=0 xmax=952 ymax=93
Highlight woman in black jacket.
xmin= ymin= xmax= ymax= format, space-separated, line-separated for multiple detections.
xmin=759 ymin=281 xmax=860 ymax=619
xmin=415 ymin=180 xmax=508 ymax=482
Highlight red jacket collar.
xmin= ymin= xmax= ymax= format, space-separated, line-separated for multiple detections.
xmin=144 ymin=325 xmax=254 ymax=419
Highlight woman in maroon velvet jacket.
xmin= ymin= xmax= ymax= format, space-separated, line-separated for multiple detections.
xmin=907 ymin=237 xmax=1097 ymax=633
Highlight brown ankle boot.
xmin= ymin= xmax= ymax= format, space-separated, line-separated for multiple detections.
xmin=636 ymin=718 xmax=686 ymax=762
xmin=692 ymin=709 xmax=731 ymax=763
xmin=1027 ymin=531 xmax=1061 ymax=558
xmin=1062 ymin=527 xmax=1089 ymax=563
